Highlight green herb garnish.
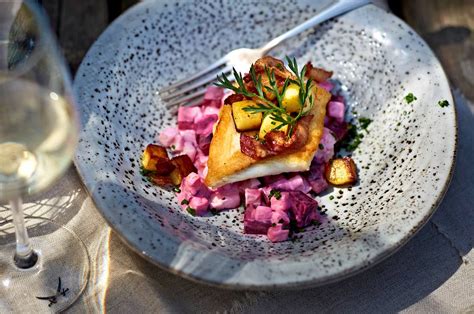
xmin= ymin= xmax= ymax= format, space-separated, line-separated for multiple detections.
xmin=172 ymin=187 xmax=181 ymax=193
xmin=329 ymin=195 xmax=334 ymax=200
xmin=319 ymin=143 xmax=324 ymax=150
xmin=269 ymin=189 xmax=282 ymax=200
xmin=338 ymin=116 xmax=372 ymax=152
xmin=438 ymin=99 xmax=449 ymax=108
xmin=181 ymin=199 xmax=189 ymax=205
xmin=358 ymin=117 xmax=372 ymax=131
xmin=139 ymin=165 xmax=155 ymax=176
xmin=186 ymin=207 xmax=196 ymax=216
xmin=215 ymin=56 xmax=314 ymax=137
xmin=404 ymin=92 xmax=417 ymax=104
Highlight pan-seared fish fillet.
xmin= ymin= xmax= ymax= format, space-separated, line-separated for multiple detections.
xmin=205 ymin=84 xmax=331 ymax=187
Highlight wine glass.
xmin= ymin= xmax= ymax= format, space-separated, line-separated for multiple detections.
xmin=0 ymin=0 xmax=90 ymax=311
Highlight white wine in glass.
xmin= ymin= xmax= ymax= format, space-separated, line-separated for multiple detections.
xmin=0 ymin=1 xmax=90 ymax=311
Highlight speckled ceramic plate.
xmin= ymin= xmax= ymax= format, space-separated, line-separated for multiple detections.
xmin=74 ymin=0 xmax=456 ymax=288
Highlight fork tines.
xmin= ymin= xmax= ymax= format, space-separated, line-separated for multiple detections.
xmin=160 ymin=56 xmax=234 ymax=108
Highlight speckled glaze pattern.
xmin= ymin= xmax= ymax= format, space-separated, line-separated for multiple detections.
xmin=74 ymin=0 xmax=456 ymax=288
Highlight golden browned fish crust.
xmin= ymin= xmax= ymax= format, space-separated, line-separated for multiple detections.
xmin=205 ymin=84 xmax=331 ymax=187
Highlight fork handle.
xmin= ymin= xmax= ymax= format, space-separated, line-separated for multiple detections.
xmin=260 ymin=0 xmax=371 ymax=54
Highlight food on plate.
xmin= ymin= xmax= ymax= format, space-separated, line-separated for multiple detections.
xmin=231 ymin=100 xmax=263 ymax=131
xmin=169 ymin=155 xmax=197 ymax=186
xmin=141 ymin=55 xmax=366 ymax=242
xmin=141 ymin=145 xmax=196 ymax=186
xmin=206 ymin=56 xmax=331 ymax=187
xmin=141 ymin=144 xmax=175 ymax=175
xmin=324 ymin=157 xmax=358 ymax=186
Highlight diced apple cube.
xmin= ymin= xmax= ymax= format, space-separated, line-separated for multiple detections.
xmin=259 ymin=114 xmax=288 ymax=139
xmin=232 ymin=100 xmax=263 ymax=131
xmin=324 ymin=157 xmax=358 ymax=186
xmin=282 ymin=83 xmax=301 ymax=113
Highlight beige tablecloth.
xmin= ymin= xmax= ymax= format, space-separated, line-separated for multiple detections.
xmin=0 ymin=88 xmax=472 ymax=313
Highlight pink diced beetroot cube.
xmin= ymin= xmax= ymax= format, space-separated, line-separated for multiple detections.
xmin=260 ymin=186 xmax=273 ymax=204
xmin=313 ymin=127 xmax=336 ymax=164
xmin=158 ymin=127 xmax=178 ymax=147
xmin=203 ymin=106 xmax=220 ymax=116
xmin=318 ymin=81 xmax=334 ymax=92
xmin=245 ymin=188 xmax=262 ymax=207
xmin=197 ymin=134 xmax=212 ymax=155
xmin=271 ymin=210 xmax=290 ymax=226
xmin=243 ymin=205 xmax=271 ymax=234
xmin=203 ymin=85 xmax=224 ymax=101
xmin=210 ymin=184 xmax=241 ymax=210
xmin=327 ymin=101 xmax=345 ymax=123
xmin=181 ymin=173 xmax=210 ymax=198
xmin=254 ymin=206 xmax=272 ymax=223
xmin=288 ymin=191 xmax=320 ymax=228
xmin=169 ymin=134 xmax=184 ymax=152
xmin=182 ymin=141 xmax=197 ymax=161
xmin=270 ymin=175 xmax=311 ymax=193
xmin=179 ymin=129 xmax=197 ymax=147
xmin=309 ymin=177 xmax=328 ymax=194
xmin=238 ymin=179 xmax=261 ymax=194
xmin=262 ymin=174 xmax=285 ymax=185
xmin=189 ymin=196 xmax=209 ymax=216
xmin=307 ymin=160 xmax=329 ymax=193
xmin=267 ymin=224 xmax=289 ymax=243
xmin=307 ymin=163 xmax=329 ymax=194
xmin=270 ymin=191 xmax=291 ymax=212
xmin=194 ymin=152 xmax=208 ymax=174
xmin=178 ymin=106 xmax=202 ymax=130
xmin=195 ymin=114 xmax=218 ymax=137
xmin=177 ymin=189 xmax=192 ymax=208
xmin=184 ymin=173 xmax=202 ymax=194
xmin=202 ymin=86 xmax=225 ymax=108
xmin=325 ymin=119 xmax=349 ymax=142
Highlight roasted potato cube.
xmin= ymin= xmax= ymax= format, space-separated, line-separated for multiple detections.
xmin=259 ymin=114 xmax=288 ymax=139
xmin=232 ymin=100 xmax=263 ymax=131
xmin=169 ymin=155 xmax=197 ymax=185
xmin=149 ymin=174 xmax=174 ymax=187
xmin=324 ymin=157 xmax=358 ymax=186
xmin=141 ymin=144 xmax=175 ymax=175
xmin=282 ymin=83 xmax=301 ymax=113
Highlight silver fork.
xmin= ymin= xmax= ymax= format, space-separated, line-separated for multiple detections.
xmin=160 ymin=0 xmax=371 ymax=108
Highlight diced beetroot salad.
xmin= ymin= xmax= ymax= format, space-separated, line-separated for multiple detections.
xmin=157 ymin=82 xmax=348 ymax=243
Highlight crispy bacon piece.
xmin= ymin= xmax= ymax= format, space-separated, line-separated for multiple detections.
xmin=142 ymin=144 xmax=175 ymax=175
xmin=305 ymin=62 xmax=333 ymax=83
xmin=242 ymin=56 xmax=296 ymax=100
xmin=169 ymin=155 xmax=197 ymax=185
xmin=324 ymin=157 xmax=358 ymax=186
xmin=224 ymin=93 xmax=245 ymax=105
xmin=240 ymin=134 xmax=276 ymax=160
xmin=265 ymin=115 xmax=312 ymax=153
xmin=254 ymin=56 xmax=293 ymax=80
xmin=240 ymin=115 xmax=313 ymax=160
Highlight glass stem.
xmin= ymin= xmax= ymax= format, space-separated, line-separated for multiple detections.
xmin=10 ymin=197 xmax=38 ymax=269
